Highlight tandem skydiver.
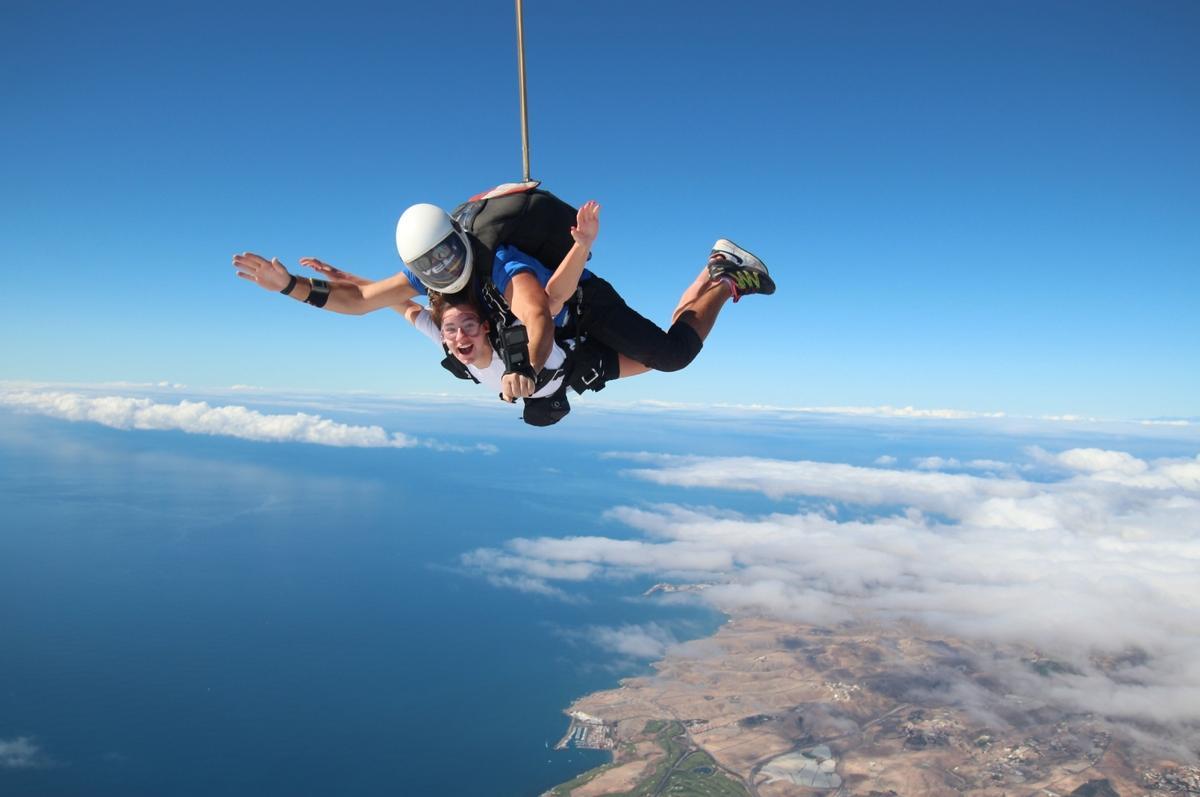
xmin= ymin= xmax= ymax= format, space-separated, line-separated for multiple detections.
xmin=232 ymin=183 xmax=775 ymax=425
xmin=298 ymin=201 xmax=609 ymax=415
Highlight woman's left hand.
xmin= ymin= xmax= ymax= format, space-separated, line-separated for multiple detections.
xmin=570 ymin=200 xmax=601 ymax=248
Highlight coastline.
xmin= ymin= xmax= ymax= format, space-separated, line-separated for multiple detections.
xmin=543 ymin=614 xmax=1199 ymax=796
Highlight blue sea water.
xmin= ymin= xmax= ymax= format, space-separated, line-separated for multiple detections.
xmin=0 ymin=410 xmax=721 ymax=796
xmin=2 ymin=404 xmax=1195 ymax=796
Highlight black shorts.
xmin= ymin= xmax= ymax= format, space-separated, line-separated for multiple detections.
xmin=567 ymin=276 xmax=703 ymax=374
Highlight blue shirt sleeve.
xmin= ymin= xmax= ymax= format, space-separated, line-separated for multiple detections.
xmin=492 ymin=245 xmax=592 ymax=327
xmin=491 ymin=245 xmax=553 ymax=296
xmin=399 ymin=264 xmax=427 ymax=297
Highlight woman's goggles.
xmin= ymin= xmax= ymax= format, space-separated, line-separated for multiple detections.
xmin=440 ymin=316 xmax=483 ymax=338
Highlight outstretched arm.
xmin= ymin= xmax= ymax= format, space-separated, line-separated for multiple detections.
xmin=232 ymin=252 xmax=418 ymax=315
xmin=546 ymin=200 xmax=600 ymax=317
xmin=299 ymin=257 xmax=422 ymax=321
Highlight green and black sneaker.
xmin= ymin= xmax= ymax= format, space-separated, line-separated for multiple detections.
xmin=707 ymin=239 xmax=775 ymax=302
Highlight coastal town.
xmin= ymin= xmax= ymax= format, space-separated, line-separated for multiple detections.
xmin=554 ymin=712 xmax=614 ymax=752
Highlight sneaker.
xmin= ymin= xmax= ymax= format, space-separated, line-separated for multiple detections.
xmin=707 ymin=239 xmax=775 ymax=301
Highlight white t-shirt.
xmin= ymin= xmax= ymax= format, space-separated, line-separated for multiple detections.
xmin=412 ymin=309 xmax=567 ymax=398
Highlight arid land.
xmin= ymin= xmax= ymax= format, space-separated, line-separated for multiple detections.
xmin=545 ymin=616 xmax=1198 ymax=797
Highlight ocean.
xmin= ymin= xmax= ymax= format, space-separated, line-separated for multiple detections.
xmin=0 ymin=411 xmax=714 ymax=796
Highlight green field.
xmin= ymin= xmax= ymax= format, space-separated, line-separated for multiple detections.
xmin=551 ymin=720 xmax=748 ymax=797
xmin=549 ymin=760 xmax=618 ymax=797
xmin=574 ymin=721 xmax=749 ymax=797
xmin=659 ymin=750 xmax=749 ymax=796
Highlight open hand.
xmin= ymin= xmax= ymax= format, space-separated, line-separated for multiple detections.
xmin=299 ymin=257 xmax=369 ymax=287
xmin=570 ymin=200 xmax=601 ymax=248
xmin=232 ymin=252 xmax=291 ymax=292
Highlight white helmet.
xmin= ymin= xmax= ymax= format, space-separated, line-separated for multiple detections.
xmin=395 ymin=204 xmax=473 ymax=294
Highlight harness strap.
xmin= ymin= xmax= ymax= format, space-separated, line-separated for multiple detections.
xmin=535 ymin=363 xmax=567 ymax=392
xmin=439 ymin=344 xmax=480 ymax=383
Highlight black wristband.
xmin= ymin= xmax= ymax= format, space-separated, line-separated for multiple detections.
xmin=305 ymin=279 xmax=331 ymax=308
xmin=508 ymin=364 xmax=538 ymax=382
xmin=280 ymin=273 xmax=298 ymax=295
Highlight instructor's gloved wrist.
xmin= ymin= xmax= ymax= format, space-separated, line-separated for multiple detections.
xmin=504 ymin=364 xmax=538 ymax=381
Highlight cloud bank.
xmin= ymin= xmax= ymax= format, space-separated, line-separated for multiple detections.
xmin=585 ymin=622 xmax=679 ymax=660
xmin=745 ymin=404 xmax=1007 ymax=420
xmin=465 ymin=447 xmax=1200 ymax=748
xmin=0 ymin=737 xmax=48 ymax=769
xmin=0 ymin=389 xmax=494 ymax=453
xmin=550 ymin=622 xmax=685 ymax=673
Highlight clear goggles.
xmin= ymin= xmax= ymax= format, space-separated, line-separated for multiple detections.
xmin=440 ymin=316 xmax=483 ymax=338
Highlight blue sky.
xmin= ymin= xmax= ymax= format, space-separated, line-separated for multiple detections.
xmin=3 ymin=0 xmax=1197 ymax=418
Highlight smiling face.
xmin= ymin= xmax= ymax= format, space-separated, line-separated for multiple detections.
xmin=439 ymin=305 xmax=492 ymax=368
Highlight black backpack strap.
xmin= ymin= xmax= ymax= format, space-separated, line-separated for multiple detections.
xmin=478 ymin=278 xmax=519 ymax=329
xmin=439 ymin=343 xmax=480 ymax=383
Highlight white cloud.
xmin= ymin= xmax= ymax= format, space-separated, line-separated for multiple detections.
xmin=1035 ymin=446 xmax=1150 ymax=475
xmin=0 ymin=737 xmax=48 ymax=769
xmin=613 ymin=454 xmax=1035 ymax=515
xmin=586 ymin=400 xmax=1012 ymax=421
xmin=465 ymin=447 xmax=1200 ymax=743
xmin=912 ymin=457 xmax=1024 ymax=474
xmin=0 ymin=388 xmax=494 ymax=453
xmin=587 ymin=623 xmax=679 ymax=660
xmin=913 ymin=456 xmax=961 ymax=470
xmin=874 ymin=455 xmax=897 ymax=466
xmin=462 ymin=548 xmax=600 ymax=582
xmin=553 ymin=623 xmax=682 ymax=668
xmin=484 ymin=574 xmax=574 ymax=600
xmin=788 ymin=405 xmax=1006 ymax=420
xmin=964 ymin=458 xmax=1017 ymax=471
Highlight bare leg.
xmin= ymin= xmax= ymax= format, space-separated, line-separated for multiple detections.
xmin=600 ymin=236 xmax=774 ymax=381
xmin=670 ymin=267 xmax=730 ymax=343
xmin=612 ymin=268 xmax=728 ymax=381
